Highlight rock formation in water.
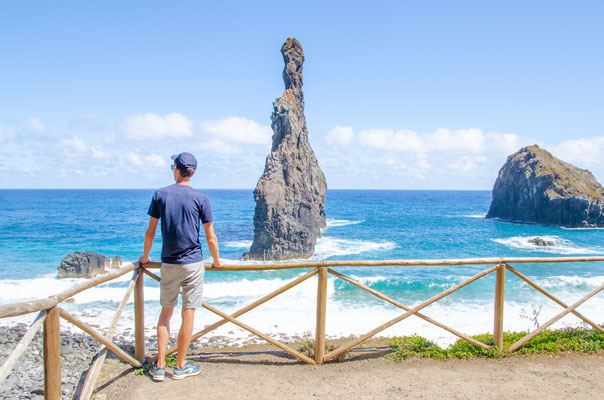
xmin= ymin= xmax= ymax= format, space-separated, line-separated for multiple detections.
xmin=243 ymin=38 xmax=327 ymax=260
xmin=486 ymin=145 xmax=604 ymax=227
xmin=58 ymin=252 xmax=122 ymax=278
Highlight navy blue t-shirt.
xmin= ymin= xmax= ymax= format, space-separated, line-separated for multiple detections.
xmin=147 ymin=184 xmax=213 ymax=264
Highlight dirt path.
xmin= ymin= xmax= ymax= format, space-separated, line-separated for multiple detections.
xmin=92 ymin=345 xmax=604 ymax=400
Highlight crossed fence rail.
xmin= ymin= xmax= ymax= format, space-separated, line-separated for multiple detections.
xmin=0 ymin=256 xmax=603 ymax=400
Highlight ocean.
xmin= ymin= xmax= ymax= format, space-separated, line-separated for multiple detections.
xmin=0 ymin=189 xmax=603 ymax=346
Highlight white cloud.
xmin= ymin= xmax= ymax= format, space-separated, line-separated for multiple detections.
xmin=127 ymin=152 xmax=167 ymax=167
xmin=59 ymin=136 xmax=112 ymax=160
xmin=200 ymin=116 xmax=271 ymax=145
xmin=24 ymin=117 xmax=46 ymax=132
xmin=549 ymin=137 xmax=604 ymax=168
xmin=127 ymin=152 xmax=144 ymax=166
xmin=358 ymin=128 xmax=521 ymax=155
xmin=69 ymin=113 xmax=104 ymax=133
xmin=448 ymin=156 xmax=487 ymax=171
xmin=0 ymin=126 xmax=15 ymax=143
xmin=60 ymin=136 xmax=88 ymax=153
xmin=122 ymin=112 xmax=193 ymax=140
xmin=415 ymin=154 xmax=432 ymax=169
xmin=385 ymin=158 xmax=406 ymax=170
xmin=197 ymin=138 xmax=243 ymax=154
xmin=326 ymin=125 xmax=354 ymax=146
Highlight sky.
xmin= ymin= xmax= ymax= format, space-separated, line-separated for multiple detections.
xmin=1 ymin=0 xmax=603 ymax=189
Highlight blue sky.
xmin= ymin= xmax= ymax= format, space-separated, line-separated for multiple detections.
xmin=1 ymin=0 xmax=603 ymax=189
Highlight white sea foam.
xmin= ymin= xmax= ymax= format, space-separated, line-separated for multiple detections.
xmin=462 ymin=214 xmax=486 ymax=218
xmin=533 ymin=275 xmax=604 ymax=289
xmin=224 ymin=240 xmax=253 ymax=250
xmin=2 ymin=272 xmax=603 ymax=348
xmin=325 ymin=219 xmax=365 ymax=228
xmin=312 ymin=236 xmax=397 ymax=259
xmin=492 ymin=235 xmax=602 ymax=255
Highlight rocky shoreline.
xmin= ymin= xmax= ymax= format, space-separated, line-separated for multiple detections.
xmin=0 ymin=324 xmax=320 ymax=399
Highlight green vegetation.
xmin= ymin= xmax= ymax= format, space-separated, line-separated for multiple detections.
xmin=300 ymin=338 xmax=348 ymax=362
xmin=388 ymin=326 xmax=604 ymax=362
xmin=134 ymin=354 xmax=178 ymax=376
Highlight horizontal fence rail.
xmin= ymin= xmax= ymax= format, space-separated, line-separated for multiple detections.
xmin=0 ymin=256 xmax=603 ymax=399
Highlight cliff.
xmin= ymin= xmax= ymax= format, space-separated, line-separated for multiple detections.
xmin=486 ymin=145 xmax=604 ymax=227
xmin=243 ymin=38 xmax=327 ymax=260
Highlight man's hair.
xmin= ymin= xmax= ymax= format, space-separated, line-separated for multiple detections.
xmin=177 ymin=165 xmax=195 ymax=178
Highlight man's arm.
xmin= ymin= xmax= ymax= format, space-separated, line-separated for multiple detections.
xmin=139 ymin=217 xmax=159 ymax=264
xmin=203 ymin=222 xmax=224 ymax=268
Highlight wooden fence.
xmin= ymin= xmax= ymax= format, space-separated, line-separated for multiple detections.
xmin=0 ymin=256 xmax=603 ymax=399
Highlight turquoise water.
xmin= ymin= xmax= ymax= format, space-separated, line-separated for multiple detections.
xmin=1 ymin=189 xmax=602 ymax=345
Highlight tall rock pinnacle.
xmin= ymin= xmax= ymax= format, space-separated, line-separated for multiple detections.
xmin=243 ymin=38 xmax=327 ymax=260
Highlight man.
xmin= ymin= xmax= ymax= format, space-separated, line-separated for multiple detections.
xmin=139 ymin=152 xmax=224 ymax=381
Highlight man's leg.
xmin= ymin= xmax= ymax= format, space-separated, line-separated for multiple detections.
xmin=157 ymin=306 xmax=174 ymax=368
xmin=176 ymin=307 xmax=195 ymax=368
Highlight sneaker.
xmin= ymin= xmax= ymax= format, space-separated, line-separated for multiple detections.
xmin=149 ymin=362 xmax=165 ymax=382
xmin=172 ymin=362 xmax=203 ymax=380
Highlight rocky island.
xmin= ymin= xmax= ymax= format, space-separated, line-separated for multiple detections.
xmin=486 ymin=145 xmax=604 ymax=227
xmin=243 ymin=38 xmax=327 ymax=260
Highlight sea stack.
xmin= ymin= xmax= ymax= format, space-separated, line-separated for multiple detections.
xmin=243 ymin=38 xmax=327 ymax=260
xmin=486 ymin=145 xmax=604 ymax=227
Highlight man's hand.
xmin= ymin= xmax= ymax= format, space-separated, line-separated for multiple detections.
xmin=139 ymin=255 xmax=151 ymax=265
xmin=212 ymin=259 xmax=225 ymax=268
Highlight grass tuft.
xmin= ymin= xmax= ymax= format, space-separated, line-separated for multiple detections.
xmin=388 ymin=326 xmax=604 ymax=362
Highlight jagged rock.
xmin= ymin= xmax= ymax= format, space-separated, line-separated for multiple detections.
xmin=58 ymin=251 xmax=121 ymax=278
xmin=243 ymin=38 xmax=327 ymax=260
xmin=486 ymin=145 xmax=604 ymax=227
xmin=528 ymin=237 xmax=556 ymax=247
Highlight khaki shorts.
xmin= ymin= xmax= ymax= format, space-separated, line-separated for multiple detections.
xmin=160 ymin=261 xmax=205 ymax=308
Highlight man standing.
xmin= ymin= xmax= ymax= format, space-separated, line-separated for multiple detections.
xmin=139 ymin=152 xmax=224 ymax=381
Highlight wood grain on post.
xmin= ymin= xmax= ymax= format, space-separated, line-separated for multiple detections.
xmin=323 ymin=265 xmax=498 ymax=362
xmin=505 ymin=265 xmax=604 ymax=333
xmin=315 ymin=267 xmax=328 ymax=364
xmin=328 ymin=268 xmax=491 ymax=350
xmin=43 ymin=307 xmax=61 ymax=400
xmin=134 ymin=267 xmax=145 ymax=362
xmin=493 ymin=264 xmax=505 ymax=351
xmin=507 ymin=282 xmax=604 ymax=352
xmin=146 ymin=268 xmax=318 ymax=362
xmin=0 ymin=311 xmax=47 ymax=385
xmin=202 ymin=302 xmax=316 ymax=365
xmin=57 ymin=307 xmax=142 ymax=368
xmin=79 ymin=269 xmax=140 ymax=400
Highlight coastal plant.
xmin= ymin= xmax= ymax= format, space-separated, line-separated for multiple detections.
xmin=134 ymin=354 xmax=178 ymax=376
xmin=300 ymin=338 xmax=348 ymax=362
xmin=387 ymin=326 xmax=604 ymax=362
xmin=519 ymin=303 xmax=543 ymax=328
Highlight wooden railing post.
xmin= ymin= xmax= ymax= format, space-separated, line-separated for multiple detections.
xmin=134 ymin=268 xmax=145 ymax=362
xmin=493 ymin=263 xmax=506 ymax=352
xmin=43 ymin=307 xmax=61 ymax=400
xmin=315 ymin=267 xmax=328 ymax=364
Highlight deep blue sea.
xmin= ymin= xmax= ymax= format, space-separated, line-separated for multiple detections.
xmin=1 ymin=189 xmax=602 ymax=346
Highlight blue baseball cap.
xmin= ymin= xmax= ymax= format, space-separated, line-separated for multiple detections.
xmin=171 ymin=152 xmax=197 ymax=170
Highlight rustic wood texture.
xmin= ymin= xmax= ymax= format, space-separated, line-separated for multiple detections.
xmin=43 ymin=307 xmax=61 ymax=400
xmin=505 ymin=264 xmax=604 ymax=333
xmin=507 ymin=282 xmax=604 ymax=352
xmin=0 ymin=311 xmax=47 ymax=385
xmin=323 ymin=265 xmax=499 ymax=362
xmin=141 ymin=256 xmax=604 ymax=272
xmin=78 ymin=269 xmax=140 ymax=400
xmin=327 ymin=268 xmax=491 ymax=350
xmin=315 ymin=267 xmax=328 ymax=364
xmin=202 ymin=302 xmax=316 ymax=365
xmin=0 ymin=262 xmax=135 ymax=319
xmin=134 ymin=268 xmax=145 ymax=363
xmin=493 ymin=264 xmax=506 ymax=351
xmin=146 ymin=268 xmax=318 ymax=362
xmin=57 ymin=307 xmax=142 ymax=368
